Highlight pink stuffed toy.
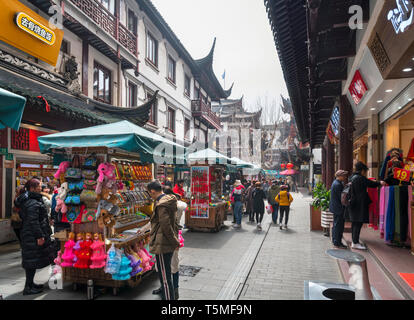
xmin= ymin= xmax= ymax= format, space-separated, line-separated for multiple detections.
xmin=95 ymin=163 xmax=117 ymax=195
xmin=61 ymin=234 xmax=76 ymax=267
xmin=55 ymin=198 xmax=68 ymax=215
xmin=54 ymin=250 xmax=62 ymax=266
xmin=90 ymin=234 xmax=107 ymax=269
xmin=54 ymin=161 xmax=70 ymax=180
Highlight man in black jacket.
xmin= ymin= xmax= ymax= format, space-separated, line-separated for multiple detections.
xmin=330 ymin=170 xmax=348 ymax=249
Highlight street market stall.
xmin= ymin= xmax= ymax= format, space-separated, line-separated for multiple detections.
xmin=38 ymin=121 xmax=185 ymax=296
xmin=186 ymin=148 xmax=231 ymax=232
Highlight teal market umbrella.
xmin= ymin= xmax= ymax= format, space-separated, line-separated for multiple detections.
xmin=0 ymin=88 xmax=26 ymax=130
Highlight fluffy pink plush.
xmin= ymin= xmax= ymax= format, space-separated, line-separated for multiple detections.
xmin=96 ymin=163 xmax=117 ymax=194
xmin=54 ymin=161 xmax=70 ymax=179
xmin=61 ymin=240 xmax=75 ymax=267
xmin=55 ymin=198 xmax=67 ymax=214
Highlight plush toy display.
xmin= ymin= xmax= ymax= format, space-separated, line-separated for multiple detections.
xmin=61 ymin=232 xmax=76 ymax=267
xmin=54 ymin=250 xmax=62 ymax=266
xmin=96 ymin=163 xmax=118 ymax=195
xmin=54 ymin=161 xmax=70 ymax=180
xmin=112 ymin=251 xmax=132 ymax=280
xmin=55 ymin=198 xmax=68 ymax=215
xmin=48 ymin=265 xmax=63 ymax=290
xmin=90 ymin=233 xmax=107 ymax=269
xmin=57 ymin=183 xmax=68 ymax=201
xmin=125 ymin=247 xmax=143 ymax=277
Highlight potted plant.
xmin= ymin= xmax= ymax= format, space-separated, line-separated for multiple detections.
xmin=310 ymin=183 xmax=330 ymax=231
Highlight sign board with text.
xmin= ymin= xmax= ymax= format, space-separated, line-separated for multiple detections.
xmin=393 ymin=168 xmax=411 ymax=182
xmin=0 ymin=1 xmax=64 ymax=66
xmin=348 ymin=70 xmax=368 ymax=105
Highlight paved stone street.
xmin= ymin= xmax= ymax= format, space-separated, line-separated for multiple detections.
xmin=0 ymin=188 xmax=341 ymax=300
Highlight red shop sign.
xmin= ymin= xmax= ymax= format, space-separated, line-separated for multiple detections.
xmin=348 ymin=70 xmax=368 ymax=105
xmin=11 ymin=127 xmax=51 ymax=152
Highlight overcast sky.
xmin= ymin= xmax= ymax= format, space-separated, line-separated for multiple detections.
xmin=150 ymin=0 xmax=288 ymax=120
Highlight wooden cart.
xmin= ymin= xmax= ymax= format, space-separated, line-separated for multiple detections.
xmin=185 ymin=202 xmax=227 ymax=233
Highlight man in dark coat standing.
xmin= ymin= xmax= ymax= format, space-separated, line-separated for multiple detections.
xmin=329 ymin=170 xmax=348 ymax=249
xmin=348 ymin=162 xmax=385 ymax=250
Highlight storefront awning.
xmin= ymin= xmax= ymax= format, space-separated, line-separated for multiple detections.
xmin=38 ymin=120 xmax=186 ymax=164
xmin=0 ymin=88 xmax=26 ymax=130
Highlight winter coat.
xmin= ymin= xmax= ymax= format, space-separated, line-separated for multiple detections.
xmin=329 ymin=179 xmax=345 ymax=215
xmin=268 ymin=185 xmax=281 ymax=205
xmin=176 ymin=200 xmax=187 ymax=225
xmin=252 ymin=188 xmax=266 ymax=214
xmin=347 ymin=173 xmax=381 ymax=223
xmin=244 ymin=185 xmax=254 ymax=211
xmin=275 ymin=191 xmax=293 ymax=207
xmin=14 ymin=191 xmax=56 ymax=270
xmin=231 ymin=185 xmax=245 ymax=203
xmin=150 ymin=194 xmax=180 ymax=255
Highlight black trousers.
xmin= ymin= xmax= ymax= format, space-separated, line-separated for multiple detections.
xmin=279 ymin=206 xmax=290 ymax=225
xmin=332 ymin=212 xmax=345 ymax=246
xmin=24 ymin=268 xmax=36 ymax=289
xmin=352 ymin=222 xmax=363 ymax=244
xmin=155 ymin=252 xmax=175 ymax=300
xmin=255 ymin=211 xmax=264 ymax=224
xmin=249 ymin=208 xmax=255 ymax=222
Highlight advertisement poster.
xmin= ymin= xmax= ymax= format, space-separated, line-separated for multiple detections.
xmin=190 ymin=166 xmax=210 ymax=219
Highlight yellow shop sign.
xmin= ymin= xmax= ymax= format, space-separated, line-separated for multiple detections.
xmin=15 ymin=12 xmax=56 ymax=46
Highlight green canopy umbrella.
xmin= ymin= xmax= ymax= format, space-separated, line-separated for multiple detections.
xmin=0 ymin=88 xmax=26 ymax=130
xmin=38 ymin=120 xmax=186 ymax=164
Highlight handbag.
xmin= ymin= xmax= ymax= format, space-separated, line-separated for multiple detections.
xmin=266 ymin=204 xmax=273 ymax=214
xmin=82 ymin=169 xmax=96 ymax=180
xmin=64 ymin=195 xmax=81 ymax=205
xmin=83 ymin=154 xmax=98 ymax=170
xmin=81 ymin=208 xmax=97 ymax=223
xmin=65 ymin=168 xmax=81 ymax=180
xmin=83 ymin=179 xmax=97 ymax=190
xmin=66 ymin=206 xmax=81 ymax=223
xmin=68 ymin=180 xmax=84 ymax=192
xmin=80 ymin=189 xmax=97 ymax=204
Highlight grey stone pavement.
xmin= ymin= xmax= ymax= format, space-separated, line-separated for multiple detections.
xmin=0 ymin=188 xmax=341 ymax=300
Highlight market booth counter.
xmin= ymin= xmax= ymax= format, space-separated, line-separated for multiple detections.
xmin=38 ymin=121 xmax=185 ymax=296
xmin=185 ymin=149 xmax=232 ymax=233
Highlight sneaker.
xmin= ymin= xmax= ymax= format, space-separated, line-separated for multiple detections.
xmin=23 ymin=286 xmax=43 ymax=296
xmin=152 ymin=287 xmax=162 ymax=295
xmin=257 ymin=224 xmax=262 ymax=231
xmin=233 ymin=224 xmax=241 ymax=229
xmin=280 ymin=225 xmax=283 ymax=230
xmin=32 ymin=283 xmax=44 ymax=290
xmin=351 ymin=243 xmax=367 ymax=250
xmin=334 ymin=243 xmax=348 ymax=249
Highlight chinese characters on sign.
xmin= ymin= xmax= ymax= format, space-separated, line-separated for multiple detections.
xmin=15 ymin=12 xmax=55 ymax=45
xmin=387 ymin=0 xmax=414 ymax=34
xmin=190 ymin=166 xmax=210 ymax=219
xmin=348 ymin=70 xmax=369 ymax=105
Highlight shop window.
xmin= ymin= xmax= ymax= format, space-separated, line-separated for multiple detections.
xmin=128 ymin=9 xmax=137 ymax=35
xmin=184 ymin=75 xmax=191 ymax=97
xmin=146 ymin=32 xmax=158 ymax=67
xmin=184 ymin=118 xmax=190 ymax=140
xmin=168 ymin=55 xmax=176 ymax=83
xmin=194 ymin=86 xmax=200 ymax=100
xmin=93 ymin=62 xmax=112 ymax=104
xmin=147 ymin=92 xmax=157 ymax=125
xmin=167 ymin=107 xmax=175 ymax=133
xmin=128 ymin=82 xmax=137 ymax=107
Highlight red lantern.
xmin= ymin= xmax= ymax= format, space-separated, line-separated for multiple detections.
xmin=287 ymin=163 xmax=294 ymax=169
xmin=281 ymin=164 xmax=286 ymax=169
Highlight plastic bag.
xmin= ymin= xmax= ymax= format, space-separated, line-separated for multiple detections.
xmin=266 ymin=204 xmax=273 ymax=214
xmin=48 ymin=265 xmax=63 ymax=290
xmin=104 ymin=244 xmax=122 ymax=274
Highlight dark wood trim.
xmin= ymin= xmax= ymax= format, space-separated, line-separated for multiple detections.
xmin=82 ymin=40 xmax=89 ymax=96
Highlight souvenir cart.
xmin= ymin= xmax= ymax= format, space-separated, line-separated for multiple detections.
xmin=186 ymin=149 xmax=229 ymax=232
xmin=38 ymin=121 xmax=186 ymax=297
xmin=49 ymin=147 xmax=154 ymax=296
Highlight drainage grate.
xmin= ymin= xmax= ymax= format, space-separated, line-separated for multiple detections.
xmin=179 ymin=265 xmax=202 ymax=277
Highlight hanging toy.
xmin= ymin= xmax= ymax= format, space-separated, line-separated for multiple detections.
xmin=90 ymin=233 xmax=107 ymax=269
xmin=54 ymin=161 xmax=70 ymax=181
xmin=61 ymin=232 xmax=76 ymax=267
xmin=105 ymin=244 xmax=122 ymax=275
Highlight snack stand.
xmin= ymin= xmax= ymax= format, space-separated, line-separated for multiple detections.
xmin=185 ymin=149 xmax=230 ymax=232
xmin=38 ymin=121 xmax=185 ymax=296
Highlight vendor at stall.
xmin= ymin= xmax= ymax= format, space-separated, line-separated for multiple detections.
xmin=173 ymin=180 xmax=185 ymax=199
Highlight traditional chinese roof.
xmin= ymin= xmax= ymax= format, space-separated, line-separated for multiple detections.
xmin=0 ymin=68 xmax=152 ymax=128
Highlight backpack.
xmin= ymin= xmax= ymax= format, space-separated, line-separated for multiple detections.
xmin=341 ymin=182 xmax=354 ymax=207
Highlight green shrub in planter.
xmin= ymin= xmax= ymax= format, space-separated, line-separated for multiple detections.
xmin=312 ymin=183 xmax=331 ymax=212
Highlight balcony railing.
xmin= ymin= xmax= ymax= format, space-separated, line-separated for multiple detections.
xmin=69 ymin=0 xmax=137 ymax=56
xmin=191 ymin=99 xmax=221 ymax=129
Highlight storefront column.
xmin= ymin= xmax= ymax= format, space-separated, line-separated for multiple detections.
xmin=322 ymin=144 xmax=327 ymax=186
xmin=326 ymin=137 xmax=335 ymax=188
xmin=368 ymin=113 xmax=380 ymax=179
xmin=339 ymin=96 xmax=354 ymax=174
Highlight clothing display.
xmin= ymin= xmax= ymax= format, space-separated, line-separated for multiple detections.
xmin=379 ymin=186 xmax=412 ymax=245
xmin=368 ymin=184 xmax=379 ymax=230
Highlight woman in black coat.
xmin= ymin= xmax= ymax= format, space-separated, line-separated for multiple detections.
xmin=252 ymin=182 xmax=267 ymax=230
xmin=14 ymin=178 xmax=56 ymax=295
xmin=348 ymin=162 xmax=384 ymax=250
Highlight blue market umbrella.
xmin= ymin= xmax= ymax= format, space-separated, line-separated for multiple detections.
xmin=0 ymin=88 xmax=26 ymax=131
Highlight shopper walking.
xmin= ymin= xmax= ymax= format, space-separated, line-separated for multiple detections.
xmin=14 ymin=178 xmax=56 ymax=295
xmin=11 ymin=186 xmax=26 ymax=243
xmin=252 ymin=182 xmax=266 ymax=231
xmin=268 ymin=181 xmax=281 ymax=225
xmin=245 ymin=181 xmax=255 ymax=222
xmin=330 ymin=170 xmax=349 ymax=249
xmin=147 ymin=181 xmax=180 ymax=300
xmin=231 ymin=180 xmax=245 ymax=229
xmin=348 ymin=162 xmax=385 ymax=250
xmin=275 ymin=185 xmax=294 ymax=230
